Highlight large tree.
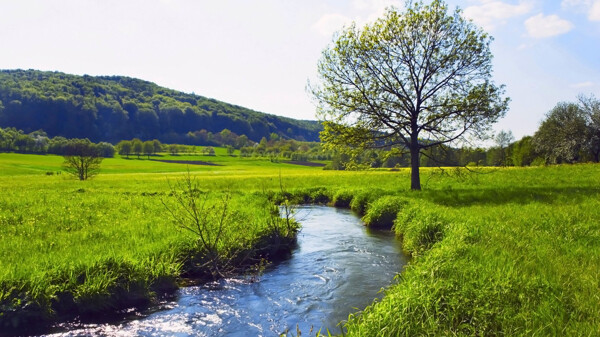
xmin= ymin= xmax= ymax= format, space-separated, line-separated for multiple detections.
xmin=533 ymin=98 xmax=600 ymax=164
xmin=311 ymin=0 xmax=509 ymax=190
xmin=533 ymin=102 xmax=588 ymax=164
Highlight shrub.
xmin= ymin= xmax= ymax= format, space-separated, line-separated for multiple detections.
xmin=362 ymin=196 xmax=406 ymax=229
xmin=332 ymin=189 xmax=354 ymax=208
xmin=288 ymin=187 xmax=331 ymax=204
xmin=349 ymin=189 xmax=380 ymax=215
xmin=350 ymin=189 xmax=393 ymax=215
xmin=309 ymin=187 xmax=330 ymax=204
xmin=531 ymin=157 xmax=546 ymax=166
xmin=266 ymin=190 xmax=294 ymax=205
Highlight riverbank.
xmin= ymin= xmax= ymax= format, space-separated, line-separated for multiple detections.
xmin=0 ymin=157 xmax=301 ymax=334
xmin=265 ymin=165 xmax=600 ymax=336
xmin=44 ymin=206 xmax=407 ymax=336
xmin=340 ymin=166 xmax=600 ymax=336
xmin=1 ymin=154 xmax=599 ymax=335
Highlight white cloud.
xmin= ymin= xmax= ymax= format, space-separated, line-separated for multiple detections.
xmin=524 ymin=13 xmax=574 ymax=38
xmin=463 ymin=1 xmax=533 ymax=31
xmin=312 ymin=13 xmax=353 ymax=37
xmin=561 ymin=0 xmax=600 ymax=21
xmin=571 ymin=81 xmax=595 ymax=88
xmin=590 ymin=0 xmax=600 ymax=20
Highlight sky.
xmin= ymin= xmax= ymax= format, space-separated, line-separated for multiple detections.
xmin=0 ymin=0 xmax=599 ymax=140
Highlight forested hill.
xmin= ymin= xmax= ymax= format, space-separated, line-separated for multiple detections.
xmin=0 ymin=69 xmax=321 ymax=143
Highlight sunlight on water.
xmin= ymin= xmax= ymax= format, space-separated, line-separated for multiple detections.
xmin=48 ymin=206 xmax=407 ymax=336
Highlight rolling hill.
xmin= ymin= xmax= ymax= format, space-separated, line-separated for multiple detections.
xmin=0 ymin=69 xmax=321 ymax=144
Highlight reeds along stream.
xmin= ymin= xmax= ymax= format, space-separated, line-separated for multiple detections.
xmin=48 ymin=205 xmax=408 ymax=336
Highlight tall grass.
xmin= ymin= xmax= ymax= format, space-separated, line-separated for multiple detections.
xmin=362 ymin=195 xmax=406 ymax=229
xmin=0 ymin=162 xmax=301 ymax=331
xmin=341 ymin=167 xmax=600 ymax=336
xmin=1 ymin=153 xmax=599 ymax=335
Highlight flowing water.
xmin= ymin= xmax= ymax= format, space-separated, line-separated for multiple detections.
xmin=49 ymin=206 xmax=408 ymax=336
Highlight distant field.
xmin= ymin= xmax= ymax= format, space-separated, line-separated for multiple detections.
xmin=0 ymin=150 xmax=322 ymax=176
xmin=0 ymin=152 xmax=599 ymax=336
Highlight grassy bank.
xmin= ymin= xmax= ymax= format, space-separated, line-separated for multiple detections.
xmin=339 ymin=166 xmax=600 ymax=336
xmin=266 ymin=165 xmax=600 ymax=335
xmin=0 ymin=153 xmax=307 ymax=332
xmin=1 ymin=153 xmax=599 ymax=335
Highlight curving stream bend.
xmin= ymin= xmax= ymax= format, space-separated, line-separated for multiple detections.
xmin=49 ymin=206 xmax=408 ymax=336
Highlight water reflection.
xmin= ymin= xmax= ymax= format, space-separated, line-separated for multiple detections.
xmin=49 ymin=206 xmax=407 ymax=336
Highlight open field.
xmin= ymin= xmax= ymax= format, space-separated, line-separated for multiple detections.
xmin=343 ymin=169 xmax=600 ymax=336
xmin=1 ymin=152 xmax=599 ymax=335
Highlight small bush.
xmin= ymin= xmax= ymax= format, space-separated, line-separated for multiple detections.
xmin=289 ymin=187 xmax=331 ymax=204
xmin=310 ymin=187 xmax=331 ymax=204
xmin=531 ymin=157 xmax=546 ymax=166
xmin=266 ymin=190 xmax=294 ymax=205
xmin=332 ymin=189 xmax=354 ymax=208
xmin=350 ymin=189 xmax=381 ymax=215
xmin=362 ymin=196 xmax=406 ymax=229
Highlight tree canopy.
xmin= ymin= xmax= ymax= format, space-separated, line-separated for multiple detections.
xmin=579 ymin=94 xmax=600 ymax=162
xmin=533 ymin=96 xmax=600 ymax=164
xmin=312 ymin=0 xmax=509 ymax=189
xmin=62 ymin=139 xmax=104 ymax=180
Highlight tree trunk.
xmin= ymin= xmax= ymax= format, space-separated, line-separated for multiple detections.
xmin=410 ymin=144 xmax=421 ymax=190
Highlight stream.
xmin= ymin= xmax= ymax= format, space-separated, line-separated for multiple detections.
xmin=49 ymin=205 xmax=407 ymax=336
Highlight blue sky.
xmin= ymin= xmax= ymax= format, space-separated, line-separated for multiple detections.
xmin=0 ymin=0 xmax=598 ymax=140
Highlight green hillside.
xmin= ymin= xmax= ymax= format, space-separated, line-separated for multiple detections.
xmin=0 ymin=69 xmax=321 ymax=143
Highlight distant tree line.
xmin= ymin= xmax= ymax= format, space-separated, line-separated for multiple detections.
xmin=237 ymin=133 xmax=331 ymax=161
xmin=488 ymin=95 xmax=599 ymax=166
xmin=0 ymin=127 xmax=115 ymax=157
xmin=0 ymin=125 xmax=330 ymax=164
xmin=327 ymin=95 xmax=600 ymax=170
xmin=185 ymin=128 xmax=252 ymax=148
xmin=0 ymin=69 xmax=321 ymax=144
xmin=115 ymin=132 xmax=330 ymax=162
xmin=116 ymin=138 xmax=162 ymax=159
xmin=5 ymin=94 xmax=595 ymax=169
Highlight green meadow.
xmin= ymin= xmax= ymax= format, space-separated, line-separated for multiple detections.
xmin=1 ymin=152 xmax=599 ymax=335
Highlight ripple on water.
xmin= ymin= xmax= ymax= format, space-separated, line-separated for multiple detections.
xmin=47 ymin=206 xmax=407 ymax=337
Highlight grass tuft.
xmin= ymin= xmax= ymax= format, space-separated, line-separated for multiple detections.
xmin=362 ymin=196 xmax=406 ymax=229
xmin=331 ymin=189 xmax=354 ymax=208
